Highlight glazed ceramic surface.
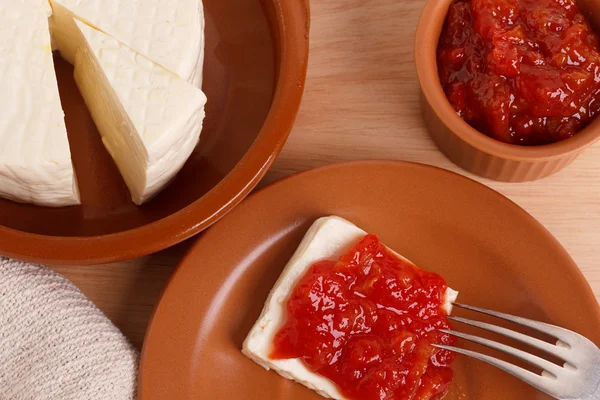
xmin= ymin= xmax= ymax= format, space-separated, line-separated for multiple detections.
xmin=0 ymin=0 xmax=309 ymax=264
xmin=139 ymin=161 xmax=600 ymax=400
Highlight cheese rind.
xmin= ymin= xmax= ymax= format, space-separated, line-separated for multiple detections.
xmin=0 ymin=1 xmax=79 ymax=206
xmin=50 ymin=0 xmax=205 ymax=86
xmin=243 ymin=216 xmax=458 ymax=399
xmin=73 ymin=21 xmax=207 ymax=204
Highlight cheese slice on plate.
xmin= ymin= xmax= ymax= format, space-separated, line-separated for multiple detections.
xmin=0 ymin=1 xmax=79 ymax=206
xmin=243 ymin=216 xmax=459 ymax=399
xmin=72 ymin=20 xmax=207 ymax=205
xmin=50 ymin=0 xmax=205 ymax=86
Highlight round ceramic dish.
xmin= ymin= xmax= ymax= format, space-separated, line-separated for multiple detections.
xmin=0 ymin=0 xmax=309 ymax=265
xmin=139 ymin=161 xmax=600 ymax=400
xmin=415 ymin=0 xmax=600 ymax=182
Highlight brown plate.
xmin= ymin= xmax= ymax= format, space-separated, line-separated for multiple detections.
xmin=139 ymin=161 xmax=600 ymax=400
xmin=0 ymin=0 xmax=309 ymax=265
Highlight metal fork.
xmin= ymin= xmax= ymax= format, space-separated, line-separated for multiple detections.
xmin=434 ymin=303 xmax=600 ymax=400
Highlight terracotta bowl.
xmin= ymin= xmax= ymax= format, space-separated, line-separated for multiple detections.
xmin=415 ymin=0 xmax=600 ymax=182
xmin=0 ymin=0 xmax=309 ymax=265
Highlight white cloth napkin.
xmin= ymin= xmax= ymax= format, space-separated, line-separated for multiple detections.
xmin=0 ymin=258 xmax=138 ymax=400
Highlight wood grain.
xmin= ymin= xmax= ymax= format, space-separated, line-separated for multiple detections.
xmin=51 ymin=0 xmax=600 ymax=349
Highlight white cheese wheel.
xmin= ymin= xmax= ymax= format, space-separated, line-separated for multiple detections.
xmin=0 ymin=0 xmax=206 ymax=206
xmin=0 ymin=1 xmax=79 ymax=206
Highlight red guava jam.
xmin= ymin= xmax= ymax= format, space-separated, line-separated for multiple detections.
xmin=437 ymin=0 xmax=600 ymax=145
xmin=270 ymin=234 xmax=455 ymax=400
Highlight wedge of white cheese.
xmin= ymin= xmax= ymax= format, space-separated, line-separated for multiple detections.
xmin=243 ymin=216 xmax=459 ymax=399
xmin=0 ymin=1 xmax=79 ymax=206
xmin=72 ymin=20 xmax=207 ymax=205
xmin=50 ymin=0 xmax=205 ymax=86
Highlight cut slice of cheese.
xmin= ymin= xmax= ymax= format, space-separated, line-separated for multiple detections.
xmin=0 ymin=1 xmax=79 ymax=206
xmin=50 ymin=0 xmax=205 ymax=86
xmin=243 ymin=216 xmax=459 ymax=400
xmin=72 ymin=20 xmax=207 ymax=204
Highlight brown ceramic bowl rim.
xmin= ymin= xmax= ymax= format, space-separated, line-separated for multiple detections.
xmin=415 ymin=0 xmax=600 ymax=162
xmin=0 ymin=0 xmax=310 ymax=266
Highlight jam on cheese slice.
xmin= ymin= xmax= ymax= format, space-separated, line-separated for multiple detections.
xmin=270 ymin=233 xmax=456 ymax=400
xmin=243 ymin=216 xmax=458 ymax=400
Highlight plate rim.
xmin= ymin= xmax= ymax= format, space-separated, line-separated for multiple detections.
xmin=0 ymin=0 xmax=311 ymax=265
xmin=138 ymin=159 xmax=600 ymax=399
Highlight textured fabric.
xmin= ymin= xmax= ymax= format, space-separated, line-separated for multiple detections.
xmin=0 ymin=258 xmax=138 ymax=400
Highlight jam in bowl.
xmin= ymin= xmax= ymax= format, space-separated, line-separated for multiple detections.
xmin=415 ymin=0 xmax=600 ymax=181
xmin=438 ymin=0 xmax=600 ymax=146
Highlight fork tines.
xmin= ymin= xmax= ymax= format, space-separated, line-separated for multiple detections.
xmin=435 ymin=303 xmax=600 ymax=400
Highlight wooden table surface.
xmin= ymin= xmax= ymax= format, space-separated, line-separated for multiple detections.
xmin=52 ymin=0 xmax=600 ymax=350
